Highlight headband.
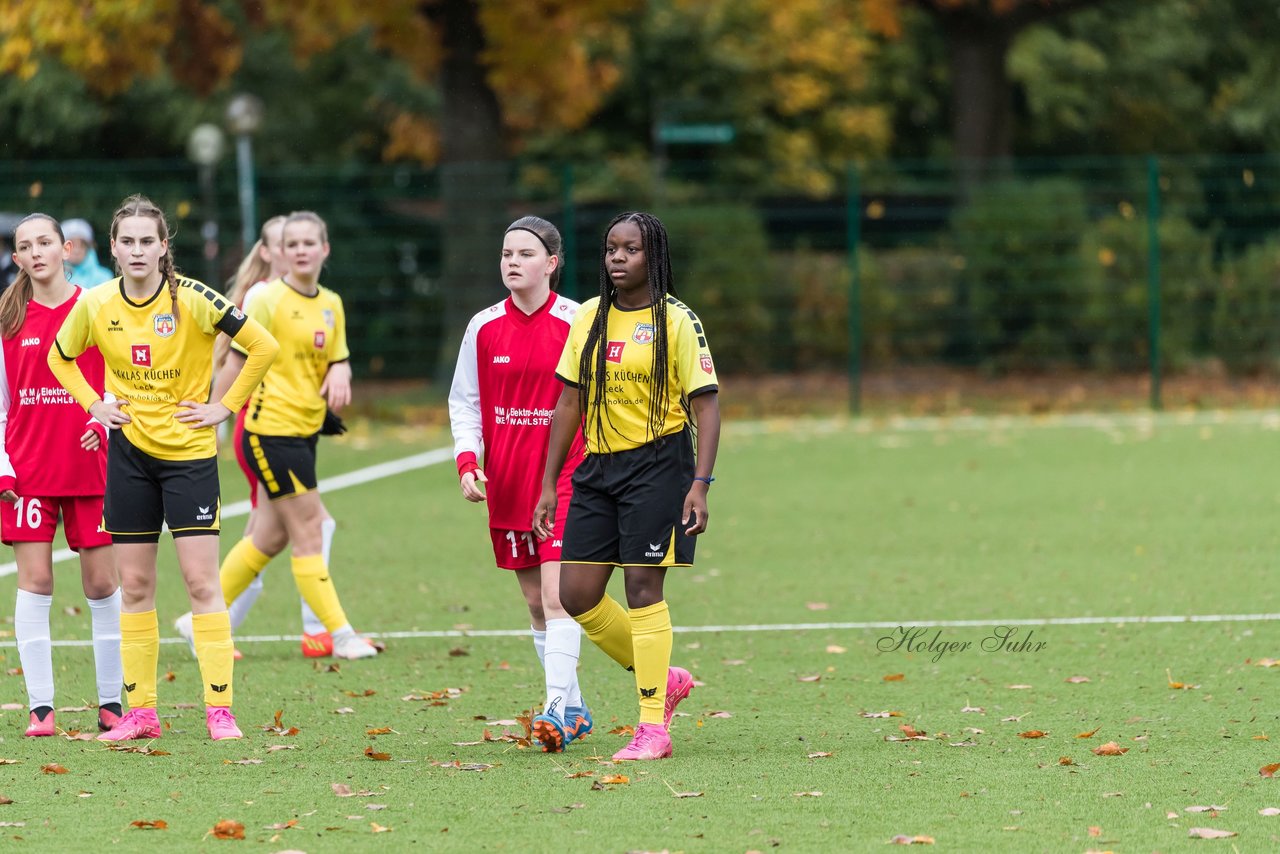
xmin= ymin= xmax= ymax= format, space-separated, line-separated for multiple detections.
xmin=505 ymin=226 xmax=552 ymax=254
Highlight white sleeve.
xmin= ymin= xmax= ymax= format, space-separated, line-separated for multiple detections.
xmin=447 ymin=316 xmax=484 ymax=462
xmin=242 ymin=280 xmax=266 ymax=311
xmin=0 ymin=345 xmax=14 ymax=481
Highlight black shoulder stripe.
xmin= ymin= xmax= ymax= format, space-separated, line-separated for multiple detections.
xmin=693 ymin=323 xmax=703 ymax=334
xmin=698 ymin=336 xmax=706 ymax=348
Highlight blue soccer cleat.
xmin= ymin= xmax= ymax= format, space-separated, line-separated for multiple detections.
xmin=564 ymin=702 xmax=593 ymax=745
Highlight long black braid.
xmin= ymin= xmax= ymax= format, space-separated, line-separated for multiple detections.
xmin=578 ymin=212 xmax=678 ymax=452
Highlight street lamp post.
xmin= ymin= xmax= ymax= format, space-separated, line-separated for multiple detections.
xmin=186 ymin=123 xmax=226 ymax=289
xmin=225 ymin=94 xmax=264 ymax=252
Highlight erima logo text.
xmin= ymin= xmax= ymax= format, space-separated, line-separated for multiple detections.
xmin=645 ymin=542 xmax=665 ymax=558
xmin=196 ymin=505 xmax=214 ymax=521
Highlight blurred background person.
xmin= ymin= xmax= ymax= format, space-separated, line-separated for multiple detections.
xmin=61 ymin=218 xmax=114 ymax=288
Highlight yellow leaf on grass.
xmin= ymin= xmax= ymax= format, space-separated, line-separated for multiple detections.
xmin=41 ymin=763 xmax=69 ymax=774
xmin=363 ymin=746 xmax=392 ymax=761
xmin=130 ymin=819 xmax=168 ymax=830
xmin=1076 ymin=727 xmax=1101 ymax=739
xmin=1260 ymin=763 xmax=1280 ymax=778
xmin=1018 ymin=731 xmax=1048 ymax=739
xmin=600 ymin=775 xmax=629 ymax=785
xmin=1092 ymin=742 xmax=1129 ymax=756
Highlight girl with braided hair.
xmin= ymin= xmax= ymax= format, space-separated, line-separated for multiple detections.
xmin=48 ymin=194 xmax=279 ymax=742
xmin=534 ymin=211 xmax=721 ymax=761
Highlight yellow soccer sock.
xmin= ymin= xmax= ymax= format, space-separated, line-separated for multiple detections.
xmin=291 ymin=554 xmax=348 ymax=633
xmin=574 ymin=594 xmax=635 ymax=671
xmin=120 ymin=610 xmax=159 ymax=710
xmin=192 ymin=611 xmax=235 ymax=706
xmin=220 ymin=538 xmax=272 ymax=604
xmin=630 ymin=601 xmax=673 ymax=726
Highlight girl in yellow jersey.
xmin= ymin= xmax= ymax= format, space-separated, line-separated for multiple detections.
xmin=48 ymin=195 xmax=279 ymax=742
xmin=211 ymin=211 xmax=377 ymax=660
xmin=534 ymin=212 xmax=721 ymax=762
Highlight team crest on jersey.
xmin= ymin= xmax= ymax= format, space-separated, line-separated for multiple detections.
xmin=153 ymin=313 xmax=175 ymax=338
xmin=314 ymin=330 xmax=326 ymax=349
xmin=132 ymin=344 xmax=151 ymax=367
xmin=700 ymin=354 xmax=714 ymax=374
xmin=323 ymin=309 xmax=335 ymax=328
xmin=606 ymin=341 xmax=626 ymax=363
xmin=632 ymin=323 xmax=655 ymax=345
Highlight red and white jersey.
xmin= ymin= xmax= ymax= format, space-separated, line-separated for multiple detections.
xmin=0 ymin=288 xmax=107 ymax=496
xmin=449 ymin=292 xmax=584 ymax=531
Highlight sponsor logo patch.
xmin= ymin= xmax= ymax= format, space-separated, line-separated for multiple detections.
xmin=632 ymin=322 xmax=655 ymax=345
xmin=606 ymin=341 xmax=625 ymax=363
xmin=700 ymin=354 xmax=714 ymax=374
xmin=323 ymin=308 xmax=335 ymax=328
xmin=131 ymin=344 xmax=151 ymax=367
xmin=314 ymin=330 xmax=326 ymax=349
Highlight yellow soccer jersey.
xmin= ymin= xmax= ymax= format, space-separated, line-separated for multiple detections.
xmin=235 ymin=278 xmax=349 ymax=437
xmin=51 ymin=277 xmax=267 ymax=461
xmin=556 ymin=295 xmax=719 ymax=453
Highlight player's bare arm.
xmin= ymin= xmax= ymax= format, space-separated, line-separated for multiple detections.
xmin=682 ymin=391 xmax=720 ymax=536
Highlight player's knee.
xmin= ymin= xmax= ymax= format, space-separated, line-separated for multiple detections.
xmin=623 ymin=574 xmax=664 ymax=609
xmin=558 ymin=587 xmax=597 ymax=618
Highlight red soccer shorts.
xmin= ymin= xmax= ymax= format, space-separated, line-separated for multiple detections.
xmin=1 ymin=494 xmax=111 ymax=550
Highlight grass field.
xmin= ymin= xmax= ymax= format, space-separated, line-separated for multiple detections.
xmin=2 ymin=412 xmax=1280 ymax=851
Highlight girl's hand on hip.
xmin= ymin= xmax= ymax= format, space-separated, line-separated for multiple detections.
xmin=175 ymin=400 xmax=233 ymax=429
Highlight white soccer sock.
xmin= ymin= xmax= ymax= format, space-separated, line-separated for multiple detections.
xmin=531 ymin=626 xmax=547 ymax=665
xmin=300 ymin=518 xmax=337 ymax=635
xmin=228 ymin=573 xmax=265 ymax=631
xmin=86 ymin=589 xmax=123 ymax=706
xmin=543 ymin=618 xmax=582 ymax=714
xmin=15 ymin=589 xmax=54 ymax=710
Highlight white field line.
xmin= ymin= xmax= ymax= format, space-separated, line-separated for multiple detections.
xmin=730 ymin=407 xmax=1280 ymax=437
xmin=16 ymin=612 xmax=1280 ymax=648
xmin=0 ymin=446 xmax=455 ymax=578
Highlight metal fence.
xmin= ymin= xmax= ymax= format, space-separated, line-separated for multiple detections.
xmin=4 ymin=155 xmax=1280 ymax=409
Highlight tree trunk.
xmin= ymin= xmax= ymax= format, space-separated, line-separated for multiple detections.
xmin=430 ymin=0 xmax=512 ymax=382
xmin=941 ymin=14 xmax=1013 ymax=186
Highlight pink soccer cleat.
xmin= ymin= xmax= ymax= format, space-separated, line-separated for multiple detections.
xmin=25 ymin=707 xmax=55 ymax=737
xmin=612 ymin=723 xmax=673 ymax=761
xmin=206 ymin=706 xmax=243 ymax=741
xmin=664 ymin=666 xmax=694 ymax=728
xmin=98 ymin=707 xmax=161 ymax=741
xmin=97 ymin=703 xmax=123 ymax=733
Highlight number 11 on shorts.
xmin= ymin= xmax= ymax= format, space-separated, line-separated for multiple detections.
xmin=505 ymin=530 xmax=535 ymax=558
